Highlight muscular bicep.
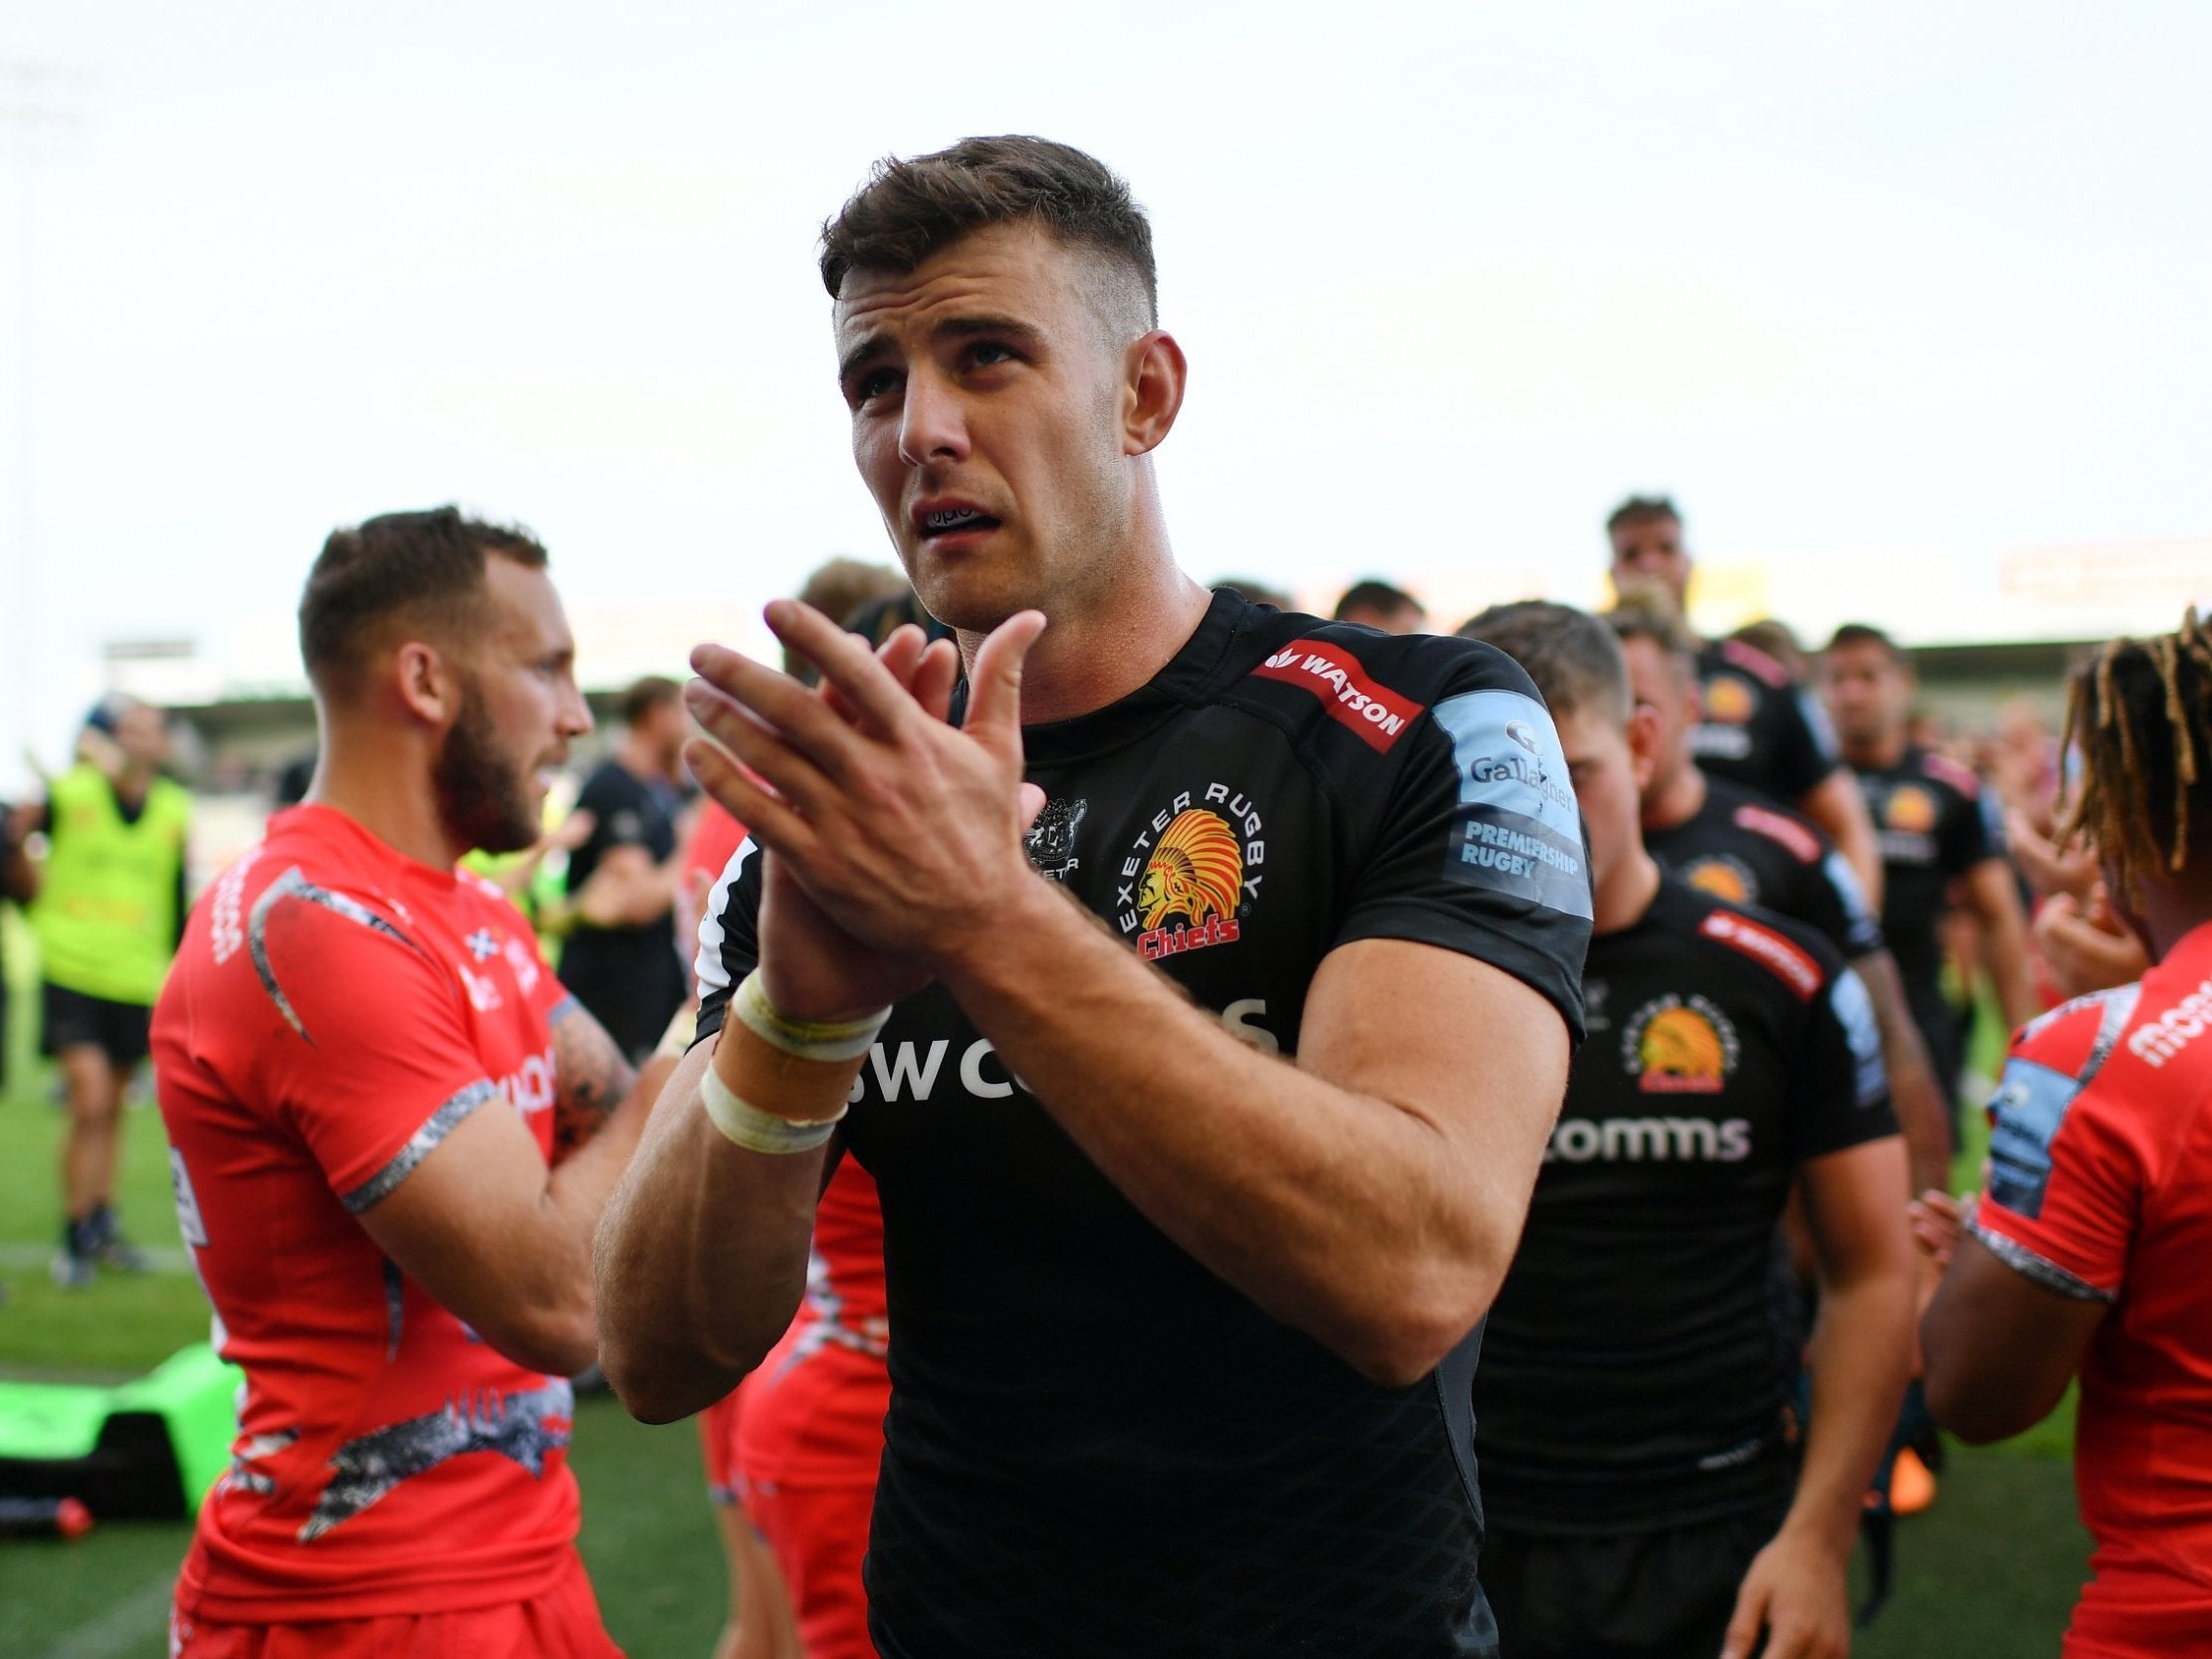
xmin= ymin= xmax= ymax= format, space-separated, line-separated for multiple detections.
xmin=1922 ymin=1230 xmax=2106 ymax=1443
xmin=353 ymin=1098 xmax=577 ymax=1372
xmin=1296 ymin=936 xmax=1572 ymax=1246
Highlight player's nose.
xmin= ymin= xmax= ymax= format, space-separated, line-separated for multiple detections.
xmin=897 ymin=371 xmax=970 ymax=469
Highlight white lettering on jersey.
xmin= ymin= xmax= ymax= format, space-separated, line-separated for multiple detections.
xmin=2130 ymin=975 xmax=2212 ymax=1068
xmin=1546 ymin=1117 xmax=1753 ymax=1163
xmin=496 ymin=1044 xmax=557 ymax=1117
xmin=853 ymin=1003 xmax=1279 ymax=1104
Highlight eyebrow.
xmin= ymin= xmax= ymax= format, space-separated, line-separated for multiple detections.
xmin=836 ymin=314 xmax=1047 ymax=386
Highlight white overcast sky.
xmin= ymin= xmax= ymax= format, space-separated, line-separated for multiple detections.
xmin=2 ymin=1 xmax=2208 ymax=788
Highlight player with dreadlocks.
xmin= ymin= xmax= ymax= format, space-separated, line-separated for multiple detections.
xmin=1921 ymin=609 xmax=2212 ymax=1658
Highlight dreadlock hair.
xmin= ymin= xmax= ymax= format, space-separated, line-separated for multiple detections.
xmin=2059 ymin=607 xmax=2212 ymax=903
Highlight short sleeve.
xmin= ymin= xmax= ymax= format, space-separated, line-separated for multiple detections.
xmin=1817 ymin=850 xmax=1885 ymax=959
xmin=1970 ymin=1051 xmax=2140 ymax=1303
xmin=1332 ymin=657 xmax=1592 ymax=1044
xmin=1940 ymin=777 xmax=2000 ymax=878
xmin=692 ymin=837 xmax=763 ymax=1045
xmin=245 ymin=883 xmax=500 ymax=1213
xmin=1790 ymin=963 xmax=1898 ymax=1160
xmin=1768 ymin=688 xmax=1842 ymax=800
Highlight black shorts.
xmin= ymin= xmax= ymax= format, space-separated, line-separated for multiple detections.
xmin=41 ymin=981 xmax=152 ymax=1070
xmin=1482 ymin=1496 xmax=1789 ymax=1659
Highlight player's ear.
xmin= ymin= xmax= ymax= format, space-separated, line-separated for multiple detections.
xmin=392 ymin=640 xmax=460 ymax=729
xmin=1627 ymin=703 xmax=1661 ymax=792
xmin=1122 ymin=329 xmax=1186 ymax=458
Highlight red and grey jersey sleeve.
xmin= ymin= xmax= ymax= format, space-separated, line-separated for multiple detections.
xmin=242 ymin=877 xmax=500 ymax=1213
xmin=1969 ymin=989 xmax=2147 ymax=1303
xmin=1332 ymin=648 xmax=1593 ymax=1043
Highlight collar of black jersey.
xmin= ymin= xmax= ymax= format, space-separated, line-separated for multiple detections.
xmin=945 ymin=587 xmax=1253 ymax=769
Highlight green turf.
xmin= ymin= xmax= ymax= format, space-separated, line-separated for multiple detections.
xmin=0 ymin=907 xmax=2093 ymax=1656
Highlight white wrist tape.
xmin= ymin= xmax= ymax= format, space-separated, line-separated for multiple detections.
xmin=731 ymin=969 xmax=889 ymax=1064
xmin=698 ymin=1063 xmax=846 ymax=1155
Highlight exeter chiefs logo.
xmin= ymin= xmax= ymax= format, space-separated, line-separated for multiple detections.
xmin=1703 ymin=677 xmax=1755 ymax=725
xmin=1682 ymin=855 xmax=1756 ymax=907
xmin=1116 ymin=785 xmax=1265 ymax=961
xmin=1623 ymin=994 xmax=1740 ymax=1095
xmin=1884 ymin=784 xmax=1937 ymax=834
xmin=1141 ymin=809 xmax=1241 ymax=931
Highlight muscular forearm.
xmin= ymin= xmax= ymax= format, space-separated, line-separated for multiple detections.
xmin=1789 ymin=1264 xmax=1915 ymax=1553
xmin=1856 ymin=950 xmax=1953 ymax=1193
xmin=935 ymin=879 xmax=1565 ymax=1386
xmin=593 ymin=1041 xmax=837 ymax=1421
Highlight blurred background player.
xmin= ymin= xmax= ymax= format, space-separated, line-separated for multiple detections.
xmin=153 ymin=507 xmax=666 ymax=1658
xmin=25 ymin=694 xmax=191 ymax=1287
xmin=1820 ymin=624 xmax=2041 ymax=1124
xmin=1333 ymin=577 xmax=1427 ymax=634
xmin=1607 ymin=496 xmax=1883 ymax=908
xmin=1611 ymin=598 xmax=1952 ymax=1194
xmin=1461 ymin=601 xmax=1913 ymax=1659
xmin=550 ymin=675 xmax=694 ymax=1063
xmin=1919 ymin=610 xmax=2212 ymax=1658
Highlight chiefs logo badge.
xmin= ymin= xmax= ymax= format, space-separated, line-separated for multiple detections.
xmin=1885 ymin=784 xmax=1938 ymax=834
xmin=1624 ymin=994 xmax=1740 ymax=1094
xmin=1117 ymin=786 xmax=1264 ymax=960
xmin=1702 ymin=676 xmax=1756 ymax=725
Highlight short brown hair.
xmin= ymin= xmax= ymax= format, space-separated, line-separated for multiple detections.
xmin=1606 ymin=495 xmax=1680 ymax=536
xmin=1606 ymin=593 xmax=1699 ymax=680
xmin=1825 ymin=622 xmax=1903 ymax=665
xmin=819 ymin=135 xmax=1157 ymax=330
xmin=618 ymin=675 xmax=681 ymax=728
xmin=1459 ymin=600 xmax=1631 ymax=724
xmin=299 ymin=507 xmax=547 ymax=695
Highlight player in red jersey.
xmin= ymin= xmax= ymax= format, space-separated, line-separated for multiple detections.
xmin=1921 ymin=611 xmax=2212 ymax=1657
xmin=152 ymin=508 xmax=665 ymax=1658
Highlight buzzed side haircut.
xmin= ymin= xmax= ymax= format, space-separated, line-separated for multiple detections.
xmin=1605 ymin=495 xmax=1681 ymax=536
xmin=1459 ymin=601 xmax=1633 ymax=725
xmin=299 ymin=507 xmax=548 ymax=696
xmin=818 ymin=135 xmax=1158 ymax=337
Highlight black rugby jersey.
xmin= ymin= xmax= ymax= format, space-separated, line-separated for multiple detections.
xmin=698 ymin=589 xmax=1591 ymax=1659
xmin=1646 ymin=774 xmax=1882 ymax=961
xmin=1691 ymin=639 xmax=1840 ymax=805
xmin=1852 ymin=745 xmax=2003 ymax=1075
xmin=1473 ymin=878 xmax=1895 ymax=1536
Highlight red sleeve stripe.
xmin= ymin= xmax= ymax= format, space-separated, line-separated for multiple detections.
xmin=1731 ymin=802 xmax=1823 ymax=865
xmin=1699 ymin=908 xmax=1823 ymax=1002
xmin=1250 ymin=639 xmax=1426 ymax=752
xmin=1718 ymin=637 xmax=1791 ymax=689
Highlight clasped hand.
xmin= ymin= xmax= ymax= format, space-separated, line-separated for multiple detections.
xmin=683 ymin=601 xmax=1048 ymax=1021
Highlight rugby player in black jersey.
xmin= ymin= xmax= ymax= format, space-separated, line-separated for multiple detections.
xmin=596 ymin=137 xmax=1593 ymax=1658
xmin=1460 ymin=602 xmax=1913 ymax=1659
xmin=1606 ymin=497 xmax=1883 ymax=910
xmin=1819 ymin=624 xmax=2041 ymax=1119
xmin=1611 ymin=599 xmax=1952 ymax=1196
